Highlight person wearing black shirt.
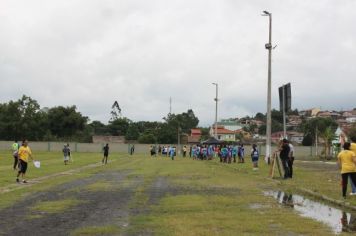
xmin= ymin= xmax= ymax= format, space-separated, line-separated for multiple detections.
xmin=102 ymin=143 xmax=109 ymax=164
xmin=279 ymin=139 xmax=290 ymax=179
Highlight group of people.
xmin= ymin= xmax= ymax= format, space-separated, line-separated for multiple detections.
xmin=11 ymin=137 xmax=356 ymax=199
xmin=12 ymin=139 xmax=35 ymax=183
xmin=150 ymin=145 xmax=177 ymax=160
xmin=148 ymin=143 xmax=260 ymax=169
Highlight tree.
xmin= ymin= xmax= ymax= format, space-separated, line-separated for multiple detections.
xmin=0 ymin=95 xmax=48 ymax=140
xmin=48 ymin=106 xmax=88 ymax=138
xmin=348 ymin=124 xmax=356 ymax=142
xmin=163 ymin=109 xmax=199 ymax=134
xmin=319 ymin=127 xmax=336 ymax=158
xmin=254 ymin=112 xmax=265 ymax=121
xmin=271 ymin=109 xmax=283 ymax=123
xmin=125 ymin=123 xmax=140 ymax=141
xmin=156 ymin=123 xmax=177 ymax=144
xmin=138 ymin=132 xmax=157 ymax=144
xmin=302 ymin=133 xmax=313 ymax=146
xmin=110 ymin=101 xmax=122 ymax=122
xmin=108 ymin=117 xmax=131 ymax=136
xmin=89 ymin=121 xmax=108 ymax=135
xmin=301 ymin=117 xmax=338 ymax=156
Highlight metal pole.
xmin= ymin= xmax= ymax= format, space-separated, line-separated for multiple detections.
xmin=264 ymin=12 xmax=272 ymax=163
xmin=283 ymin=84 xmax=286 ymax=138
xmin=215 ymin=84 xmax=218 ymax=139
xmin=177 ymin=127 xmax=180 ymax=156
xmin=212 ymin=83 xmax=218 ymax=139
xmin=315 ymin=126 xmax=318 ymax=157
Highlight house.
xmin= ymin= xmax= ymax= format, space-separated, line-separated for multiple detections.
xmin=299 ymin=108 xmax=320 ymax=117
xmin=346 ymin=116 xmax=356 ymax=123
xmin=271 ymin=131 xmax=304 ymax=144
xmin=215 ymin=119 xmax=244 ymax=131
xmin=188 ymin=128 xmax=202 ymax=144
xmin=210 ymin=126 xmax=236 ymax=141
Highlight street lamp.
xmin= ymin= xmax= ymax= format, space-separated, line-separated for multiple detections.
xmin=212 ymin=83 xmax=218 ymax=139
xmin=262 ymin=10 xmax=272 ymax=163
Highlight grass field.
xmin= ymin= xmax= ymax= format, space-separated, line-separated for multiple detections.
xmin=0 ymin=150 xmax=355 ymax=235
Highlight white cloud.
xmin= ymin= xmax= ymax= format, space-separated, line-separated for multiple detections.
xmin=1 ymin=0 xmax=355 ymax=127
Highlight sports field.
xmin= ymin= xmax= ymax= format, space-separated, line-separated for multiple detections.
xmin=0 ymin=151 xmax=355 ymax=235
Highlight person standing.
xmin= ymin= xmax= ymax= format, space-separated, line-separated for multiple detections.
xmin=130 ymin=144 xmax=135 ymax=155
xmin=279 ymin=139 xmax=291 ymax=179
xmin=63 ymin=144 xmax=71 ymax=165
xmin=102 ymin=143 xmax=109 ymax=164
xmin=183 ymin=145 xmax=187 ymax=157
xmin=238 ymin=144 xmax=245 ymax=163
xmin=169 ymin=146 xmax=175 ymax=160
xmin=11 ymin=140 xmax=20 ymax=170
xmin=16 ymin=140 xmax=34 ymax=183
xmin=251 ymin=144 xmax=259 ymax=170
xmin=350 ymin=137 xmax=356 ymax=195
xmin=288 ymin=140 xmax=295 ymax=178
xmin=337 ymin=142 xmax=356 ymax=198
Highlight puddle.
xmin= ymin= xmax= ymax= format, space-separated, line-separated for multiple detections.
xmin=264 ymin=191 xmax=356 ymax=234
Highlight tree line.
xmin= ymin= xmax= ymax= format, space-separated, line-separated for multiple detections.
xmin=1 ymin=95 xmax=355 ymax=145
xmin=0 ymin=95 xmax=200 ymax=143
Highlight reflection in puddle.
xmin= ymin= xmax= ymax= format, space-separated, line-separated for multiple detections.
xmin=264 ymin=191 xmax=356 ymax=234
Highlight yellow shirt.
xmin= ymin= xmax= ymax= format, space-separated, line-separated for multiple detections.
xmin=337 ymin=150 xmax=356 ymax=174
xmin=18 ymin=146 xmax=32 ymax=163
xmin=350 ymin=143 xmax=356 ymax=155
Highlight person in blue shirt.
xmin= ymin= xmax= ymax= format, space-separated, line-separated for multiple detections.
xmin=232 ymin=145 xmax=238 ymax=163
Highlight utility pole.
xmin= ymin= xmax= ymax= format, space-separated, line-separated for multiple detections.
xmin=262 ymin=10 xmax=272 ymax=163
xmin=212 ymin=83 xmax=218 ymax=139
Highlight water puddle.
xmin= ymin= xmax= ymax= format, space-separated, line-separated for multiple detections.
xmin=264 ymin=191 xmax=356 ymax=234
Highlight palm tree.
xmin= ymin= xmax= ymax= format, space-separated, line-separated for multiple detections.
xmin=320 ymin=127 xmax=336 ymax=159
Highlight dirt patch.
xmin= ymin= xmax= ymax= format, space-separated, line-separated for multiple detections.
xmin=294 ymin=160 xmax=338 ymax=172
xmin=0 ymin=170 xmax=139 ymax=236
xmin=0 ymin=171 xmax=241 ymax=236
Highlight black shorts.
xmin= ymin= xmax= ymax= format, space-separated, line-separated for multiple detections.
xmin=18 ymin=159 xmax=28 ymax=174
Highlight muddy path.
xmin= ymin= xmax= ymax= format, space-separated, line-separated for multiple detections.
xmin=0 ymin=170 xmax=138 ymax=236
xmin=0 ymin=168 xmax=240 ymax=236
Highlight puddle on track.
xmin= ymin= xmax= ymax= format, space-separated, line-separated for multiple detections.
xmin=264 ymin=191 xmax=356 ymax=234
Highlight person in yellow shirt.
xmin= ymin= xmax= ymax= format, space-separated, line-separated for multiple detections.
xmin=16 ymin=140 xmax=34 ymax=183
xmin=337 ymin=142 xmax=356 ymax=198
xmin=350 ymin=137 xmax=356 ymax=195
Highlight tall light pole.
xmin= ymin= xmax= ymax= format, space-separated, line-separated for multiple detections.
xmin=262 ymin=10 xmax=272 ymax=163
xmin=212 ymin=83 xmax=218 ymax=139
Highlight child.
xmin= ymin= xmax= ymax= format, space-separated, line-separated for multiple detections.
xmin=251 ymin=144 xmax=259 ymax=170
xmin=238 ymin=144 xmax=245 ymax=163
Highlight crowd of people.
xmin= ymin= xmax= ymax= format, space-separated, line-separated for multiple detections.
xmin=148 ymin=143 xmax=260 ymax=169
xmin=9 ymin=136 xmax=356 ymax=199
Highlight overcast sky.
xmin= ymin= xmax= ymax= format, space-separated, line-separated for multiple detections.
xmin=1 ymin=0 xmax=355 ymax=126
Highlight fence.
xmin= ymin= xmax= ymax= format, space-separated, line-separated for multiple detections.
xmin=0 ymin=141 xmax=335 ymax=160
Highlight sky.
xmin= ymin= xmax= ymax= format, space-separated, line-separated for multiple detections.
xmin=1 ymin=0 xmax=355 ymax=127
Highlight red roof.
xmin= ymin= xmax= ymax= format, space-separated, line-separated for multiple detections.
xmin=216 ymin=128 xmax=235 ymax=134
xmin=191 ymin=128 xmax=202 ymax=136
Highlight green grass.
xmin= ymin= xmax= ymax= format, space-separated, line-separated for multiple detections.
xmin=85 ymin=181 xmax=115 ymax=192
xmin=70 ymin=225 xmax=121 ymax=236
xmin=121 ymin=157 xmax=338 ymax=235
xmin=1 ymin=152 xmax=355 ymax=235
xmin=30 ymin=198 xmax=82 ymax=214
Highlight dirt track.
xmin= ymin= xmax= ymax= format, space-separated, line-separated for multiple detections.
xmin=0 ymin=168 xmax=240 ymax=236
